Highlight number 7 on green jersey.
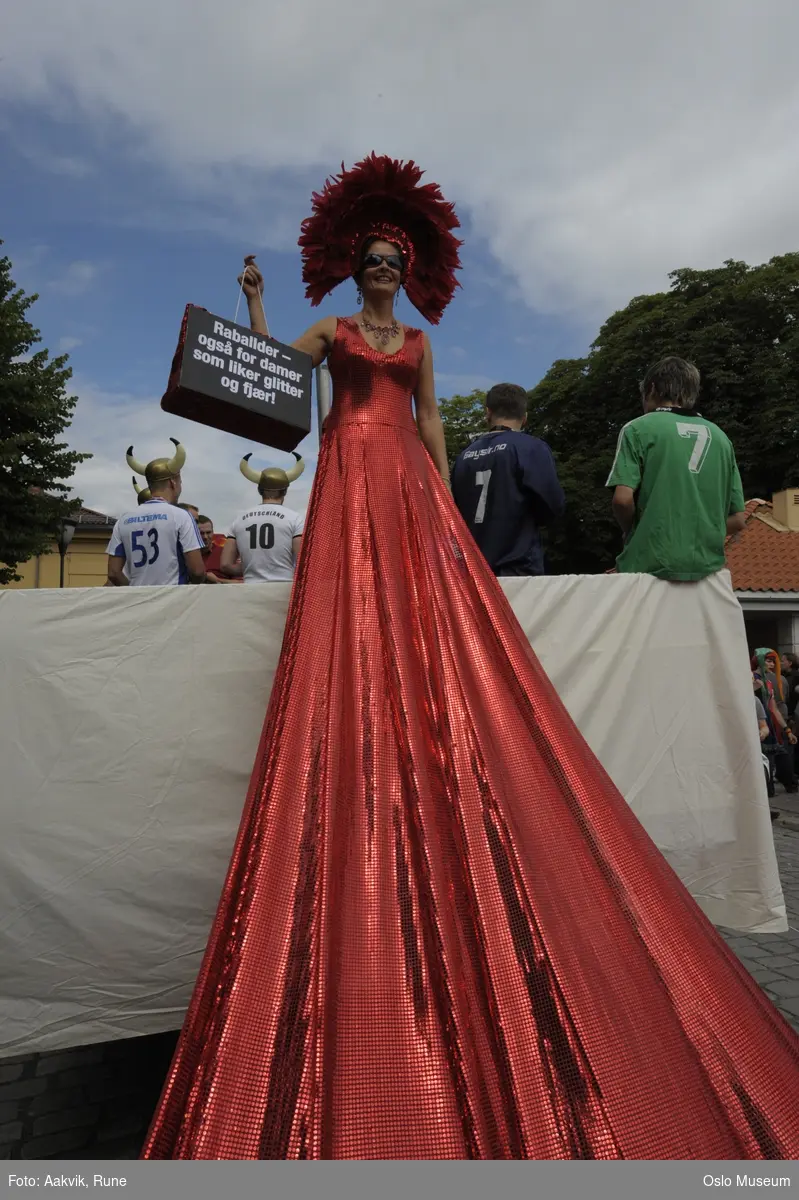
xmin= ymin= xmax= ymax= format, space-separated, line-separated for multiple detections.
xmin=676 ymin=422 xmax=712 ymax=473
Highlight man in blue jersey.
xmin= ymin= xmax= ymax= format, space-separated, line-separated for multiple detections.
xmin=451 ymin=383 xmax=565 ymax=576
xmin=106 ymin=439 xmax=206 ymax=586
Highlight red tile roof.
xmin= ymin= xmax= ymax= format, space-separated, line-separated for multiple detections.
xmin=725 ymin=499 xmax=799 ymax=592
xmin=30 ymin=489 xmax=117 ymax=528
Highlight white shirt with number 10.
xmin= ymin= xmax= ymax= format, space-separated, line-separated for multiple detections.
xmin=228 ymin=504 xmax=304 ymax=582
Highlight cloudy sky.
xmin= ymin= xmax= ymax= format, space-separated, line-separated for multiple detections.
xmin=3 ymin=0 xmax=798 ymax=527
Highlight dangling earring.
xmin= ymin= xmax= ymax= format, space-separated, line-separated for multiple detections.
xmin=356 ymin=287 xmax=363 ymax=306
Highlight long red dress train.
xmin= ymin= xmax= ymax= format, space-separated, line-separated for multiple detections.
xmin=142 ymin=318 xmax=799 ymax=1159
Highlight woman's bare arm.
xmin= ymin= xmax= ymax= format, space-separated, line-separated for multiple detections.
xmin=292 ymin=317 xmax=337 ymax=368
xmin=239 ymin=259 xmax=335 ymax=365
xmin=240 ymin=260 xmax=269 ymax=336
xmin=414 ymin=334 xmax=450 ymax=485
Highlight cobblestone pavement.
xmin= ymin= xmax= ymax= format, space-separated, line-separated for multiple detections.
xmin=721 ymin=822 xmax=799 ymax=1033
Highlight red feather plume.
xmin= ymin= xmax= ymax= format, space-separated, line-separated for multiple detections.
xmin=299 ymin=154 xmax=462 ymax=325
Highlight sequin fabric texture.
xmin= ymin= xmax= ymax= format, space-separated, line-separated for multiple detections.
xmin=142 ymin=317 xmax=799 ymax=1160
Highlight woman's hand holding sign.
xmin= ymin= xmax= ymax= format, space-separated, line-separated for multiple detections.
xmin=239 ymin=256 xmax=268 ymax=336
xmin=238 ymin=255 xmax=264 ymax=297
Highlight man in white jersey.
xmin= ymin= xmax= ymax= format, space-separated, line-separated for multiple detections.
xmin=105 ymin=439 xmax=206 ymax=586
xmin=104 ymin=477 xmax=153 ymax=584
xmin=221 ymin=451 xmax=305 ymax=582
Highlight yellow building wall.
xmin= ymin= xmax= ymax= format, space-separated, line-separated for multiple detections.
xmin=0 ymin=531 xmax=110 ymax=590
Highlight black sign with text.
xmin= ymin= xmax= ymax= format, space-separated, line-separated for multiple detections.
xmin=161 ymin=305 xmax=312 ymax=451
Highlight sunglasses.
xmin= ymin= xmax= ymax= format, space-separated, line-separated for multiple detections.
xmin=361 ymin=252 xmax=404 ymax=272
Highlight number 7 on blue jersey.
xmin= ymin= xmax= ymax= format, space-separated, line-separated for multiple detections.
xmin=474 ymin=470 xmax=492 ymax=524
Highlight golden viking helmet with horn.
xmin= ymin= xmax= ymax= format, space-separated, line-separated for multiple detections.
xmin=132 ymin=476 xmax=152 ymax=505
xmin=240 ymin=450 xmax=305 ymax=495
xmin=126 ymin=437 xmax=186 ymax=486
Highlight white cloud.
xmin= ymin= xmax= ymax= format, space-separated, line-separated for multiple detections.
xmin=58 ymin=336 xmax=82 ymax=352
xmin=48 ymin=261 xmax=105 ymax=297
xmin=14 ymin=142 xmax=95 ymax=178
xmin=6 ymin=243 xmax=50 ymax=278
xmin=436 ymin=372 xmax=496 ymax=395
xmin=65 ymin=377 xmax=319 ymax=530
xmin=48 ymin=154 xmax=93 ymax=178
xmin=3 ymin=0 xmax=799 ymax=320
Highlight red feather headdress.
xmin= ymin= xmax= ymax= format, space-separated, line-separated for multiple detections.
xmin=299 ymin=154 xmax=462 ymax=325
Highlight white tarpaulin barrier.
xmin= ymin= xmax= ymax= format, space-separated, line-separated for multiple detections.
xmin=0 ymin=571 xmax=785 ymax=1056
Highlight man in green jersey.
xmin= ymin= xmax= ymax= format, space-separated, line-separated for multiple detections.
xmin=606 ymin=356 xmax=747 ymax=580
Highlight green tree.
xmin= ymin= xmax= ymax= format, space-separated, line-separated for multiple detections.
xmin=527 ymin=253 xmax=799 ymax=574
xmin=0 ymin=244 xmax=90 ymax=584
xmin=438 ymin=389 xmax=488 ymax=467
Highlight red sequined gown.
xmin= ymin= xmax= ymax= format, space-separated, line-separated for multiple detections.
xmin=143 ymin=317 xmax=799 ymax=1160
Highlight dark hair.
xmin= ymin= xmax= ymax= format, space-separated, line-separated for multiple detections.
xmin=353 ymin=236 xmax=404 ymax=285
xmin=196 ymin=515 xmax=212 ymax=525
xmin=640 ymin=356 xmax=700 ymax=409
xmin=178 ymin=502 xmax=198 ymax=513
xmin=784 ymin=652 xmax=799 ymax=669
xmin=485 ymin=383 xmax=528 ymax=423
xmin=258 ymin=485 xmax=287 ymax=500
